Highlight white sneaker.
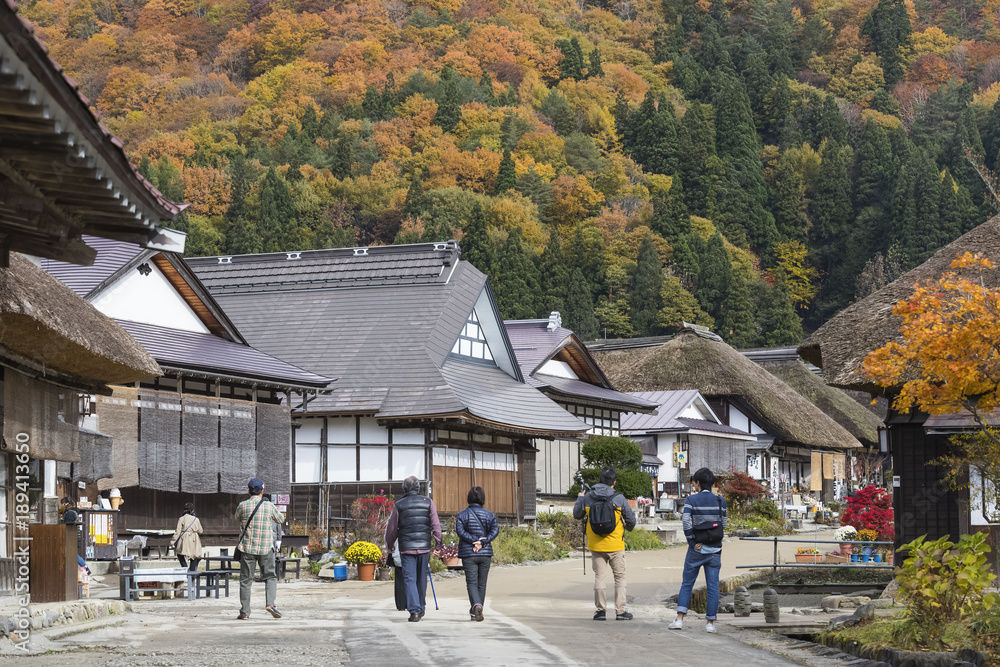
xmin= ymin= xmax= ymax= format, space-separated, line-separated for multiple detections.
xmin=705 ymin=622 xmax=716 ymax=633
xmin=668 ymin=619 xmax=683 ymax=630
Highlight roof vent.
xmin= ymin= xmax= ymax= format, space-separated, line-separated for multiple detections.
xmin=218 ymin=256 xmax=232 ymax=264
xmin=547 ymin=311 xmax=562 ymax=331
xmin=286 ymin=252 xmax=302 ymax=260
xmin=433 ymin=242 xmax=448 ymax=251
xmin=353 ymin=247 xmax=369 ymax=256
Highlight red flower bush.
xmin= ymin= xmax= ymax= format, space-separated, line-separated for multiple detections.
xmin=722 ymin=472 xmax=765 ymax=513
xmin=350 ymin=494 xmax=395 ymax=548
xmin=840 ymin=485 xmax=894 ymax=541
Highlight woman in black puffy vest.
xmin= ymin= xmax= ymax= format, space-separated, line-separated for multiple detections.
xmin=456 ymin=486 xmax=500 ymax=621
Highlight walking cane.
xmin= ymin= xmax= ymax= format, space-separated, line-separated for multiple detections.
xmin=427 ymin=561 xmax=439 ymax=611
xmin=576 ymin=471 xmax=588 ymax=576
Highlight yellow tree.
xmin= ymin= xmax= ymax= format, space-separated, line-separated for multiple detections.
xmin=772 ymin=240 xmax=819 ymax=310
xmin=863 ymin=253 xmax=1000 ymax=518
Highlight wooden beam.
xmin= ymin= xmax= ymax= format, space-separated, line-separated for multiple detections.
xmin=0 ymin=155 xmax=84 ymax=235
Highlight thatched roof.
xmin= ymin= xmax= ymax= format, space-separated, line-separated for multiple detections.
xmin=0 ymin=253 xmax=161 ymax=389
xmin=761 ymin=359 xmax=883 ymax=445
xmin=798 ymin=215 xmax=1000 ymax=393
xmin=591 ymin=328 xmax=862 ymax=449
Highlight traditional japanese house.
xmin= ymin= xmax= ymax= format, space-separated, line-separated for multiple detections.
xmin=42 ymin=237 xmax=334 ymax=539
xmin=188 ymin=242 xmax=589 ymax=523
xmin=619 ymin=390 xmax=757 ymax=505
xmin=743 ymin=347 xmax=886 ymax=490
xmin=798 ymin=215 xmax=1000 ymax=550
xmin=0 ymin=0 xmax=186 ymax=591
xmin=590 ymin=325 xmax=862 ymax=501
xmin=504 ymin=314 xmax=657 ymax=499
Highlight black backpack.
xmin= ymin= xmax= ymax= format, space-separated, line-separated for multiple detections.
xmin=588 ymin=494 xmax=618 ymax=535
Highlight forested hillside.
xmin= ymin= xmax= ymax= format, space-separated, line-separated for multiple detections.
xmin=22 ymin=0 xmax=1000 ymax=344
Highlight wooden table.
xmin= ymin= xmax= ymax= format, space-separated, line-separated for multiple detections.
xmin=202 ymin=556 xmax=239 ymax=597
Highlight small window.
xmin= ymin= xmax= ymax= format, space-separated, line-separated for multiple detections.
xmin=450 ymin=308 xmax=496 ymax=363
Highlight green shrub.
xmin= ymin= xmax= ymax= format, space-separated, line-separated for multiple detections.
xmin=748 ymin=498 xmax=782 ymax=521
xmin=549 ymin=513 xmax=585 ymax=552
xmin=581 ymin=436 xmax=642 ymax=468
xmin=492 ymin=527 xmax=564 ymax=564
xmin=308 ymin=560 xmax=322 ymax=575
xmin=725 ymin=515 xmax=792 ymax=536
xmin=623 ymin=529 xmax=666 ymax=551
xmin=895 ymin=532 xmax=998 ymax=649
xmin=537 ymin=510 xmax=568 ymax=528
xmin=429 ymin=555 xmax=447 ymax=573
xmin=567 ymin=468 xmax=652 ymax=499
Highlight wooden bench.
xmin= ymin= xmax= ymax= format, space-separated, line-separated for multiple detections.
xmin=276 ymin=557 xmax=301 ymax=580
xmin=189 ymin=569 xmax=238 ymax=599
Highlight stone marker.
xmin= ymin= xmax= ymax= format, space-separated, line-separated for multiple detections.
xmin=763 ymin=588 xmax=780 ymax=623
xmin=734 ymin=586 xmax=751 ymax=617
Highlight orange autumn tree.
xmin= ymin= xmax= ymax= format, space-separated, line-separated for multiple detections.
xmin=863 ymin=252 xmax=1000 ymax=519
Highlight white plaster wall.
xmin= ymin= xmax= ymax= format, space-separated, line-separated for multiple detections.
xmin=92 ymin=262 xmax=210 ymax=333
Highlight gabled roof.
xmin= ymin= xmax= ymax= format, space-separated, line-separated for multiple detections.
xmin=0 ymin=2 xmax=184 ymax=265
xmin=799 ymin=215 xmax=1000 ymax=392
xmin=116 ymin=320 xmax=331 ymax=389
xmin=187 ymin=244 xmax=589 ymax=438
xmin=42 ymin=239 xmax=333 ymax=389
xmin=591 ymin=328 xmax=861 ymax=450
xmin=620 ymin=389 xmax=755 ymax=439
xmin=504 ymin=318 xmax=657 ymax=413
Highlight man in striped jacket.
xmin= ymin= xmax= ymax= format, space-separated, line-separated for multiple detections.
xmin=670 ymin=467 xmax=728 ymax=633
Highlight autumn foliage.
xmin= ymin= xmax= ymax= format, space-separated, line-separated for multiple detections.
xmin=840 ymin=485 xmax=894 ymax=541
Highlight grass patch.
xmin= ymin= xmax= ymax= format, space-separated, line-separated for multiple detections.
xmin=725 ymin=515 xmax=793 ymax=536
xmin=821 ymin=614 xmax=975 ymax=654
xmin=492 ymin=527 xmax=565 ymax=564
xmin=624 ymin=528 xmax=667 ymax=550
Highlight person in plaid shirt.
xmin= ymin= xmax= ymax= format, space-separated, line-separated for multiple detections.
xmin=235 ymin=477 xmax=285 ymax=620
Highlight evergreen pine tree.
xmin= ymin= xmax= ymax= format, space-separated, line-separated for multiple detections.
xmin=613 ymin=91 xmax=633 ymax=150
xmin=381 ymin=72 xmax=398 ymax=120
xmin=479 ymin=71 xmax=496 ymax=107
xmin=540 ymin=90 xmax=576 ymax=136
xmin=854 ymin=120 xmax=897 ymax=210
xmin=587 ymin=48 xmax=604 ymax=78
xmin=461 ymin=203 xmax=492 ymax=273
xmin=678 ymin=101 xmax=716 ymax=217
xmin=742 ymin=52 xmax=774 ymax=132
xmin=435 ymin=67 xmax=462 ymax=132
xmin=628 ymin=235 xmax=664 ymax=336
xmin=870 ymin=88 xmax=900 ymax=116
xmin=628 ymin=91 xmax=678 ymax=176
xmin=720 ymin=271 xmax=756 ymax=348
xmin=226 ymin=216 xmax=262 ymax=255
xmin=539 ymin=232 xmax=571 ymax=315
xmin=651 ymin=179 xmax=690 ymax=240
xmin=566 ymin=224 xmax=606 ymax=299
xmin=753 ymin=280 xmax=803 ymax=346
xmin=156 ymin=156 xmax=184 ymax=202
xmin=556 ymin=38 xmax=585 ymax=81
xmin=652 ymin=25 xmax=673 ymax=65
xmin=985 ymin=96 xmax=1000 ymax=171
xmin=815 ymin=94 xmax=848 ymax=144
xmin=362 ymin=86 xmax=382 ymax=121
xmin=403 ymin=170 xmax=425 ymax=219
xmin=862 ymin=0 xmax=912 ymax=86
xmin=492 ymin=228 xmax=541 ymax=320
xmin=671 ymin=232 xmax=702 ymax=290
xmin=494 ymin=149 xmax=516 ymax=195
xmin=809 ymin=140 xmax=854 ymax=278
xmin=764 ymin=0 xmax=795 ymax=77
xmin=713 ymin=75 xmax=776 ymax=252
xmin=564 ymin=268 xmax=599 ymax=340
xmin=695 ymin=231 xmax=731 ymax=323
xmin=258 ymin=166 xmax=296 ymax=253
xmin=771 ymin=151 xmax=805 ymax=241
xmin=300 ymin=104 xmax=319 ymax=140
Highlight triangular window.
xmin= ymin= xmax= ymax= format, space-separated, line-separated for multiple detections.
xmin=450 ymin=309 xmax=495 ymax=363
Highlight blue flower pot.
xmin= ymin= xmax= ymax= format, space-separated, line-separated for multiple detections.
xmin=851 ymin=554 xmax=858 ymax=562
xmin=861 ymin=554 xmax=870 ymax=563
xmin=874 ymin=554 xmax=882 ymax=563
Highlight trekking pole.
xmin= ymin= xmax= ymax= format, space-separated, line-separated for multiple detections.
xmin=427 ymin=561 xmax=439 ymax=610
xmin=576 ymin=471 xmax=588 ymax=576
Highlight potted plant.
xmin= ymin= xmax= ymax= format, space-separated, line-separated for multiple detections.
xmin=851 ymin=544 xmax=860 ymax=562
xmin=376 ymin=554 xmax=392 ymax=581
xmin=834 ymin=525 xmax=857 ymax=555
xmin=794 ymin=547 xmax=823 ymax=564
xmin=344 ymin=541 xmax=382 ymax=581
xmin=436 ymin=542 xmax=460 ymax=567
xmin=305 ymin=542 xmax=328 ymax=562
xmin=857 ymin=528 xmax=877 ymax=562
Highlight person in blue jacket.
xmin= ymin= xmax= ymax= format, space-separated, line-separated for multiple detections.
xmin=456 ymin=486 xmax=499 ymax=622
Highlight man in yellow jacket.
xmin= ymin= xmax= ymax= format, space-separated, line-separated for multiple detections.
xmin=573 ymin=466 xmax=637 ymax=621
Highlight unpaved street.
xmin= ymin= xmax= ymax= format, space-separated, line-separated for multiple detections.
xmin=6 ymin=531 xmax=842 ymax=666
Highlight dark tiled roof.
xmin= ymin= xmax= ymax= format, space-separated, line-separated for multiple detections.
xmin=188 ymin=242 xmax=459 ymax=294
xmin=189 ymin=249 xmax=589 ymax=437
xmin=504 ymin=319 xmax=656 ymax=412
xmin=115 ymin=320 xmax=332 ymax=388
xmin=40 ymin=236 xmax=146 ymax=298
xmin=620 ymin=390 xmax=754 ymax=439
xmin=530 ymin=374 xmax=659 ymax=412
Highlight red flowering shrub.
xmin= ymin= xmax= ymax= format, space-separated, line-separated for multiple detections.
xmin=840 ymin=485 xmax=893 ymax=540
xmin=722 ymin=472 xmax=765 ymax=514
xmin=350 ymin=494 xmax=395 ymax=548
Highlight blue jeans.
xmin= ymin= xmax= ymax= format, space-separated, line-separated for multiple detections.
xmin=676 ymin=547 xmax=722 ymax=621
xmin=401 ymin=552 xmax=431 ymax=614
xmin=462 ymin=555 xmax=491 ymax=611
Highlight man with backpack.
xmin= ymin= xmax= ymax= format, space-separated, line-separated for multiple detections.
xmin=573 ymin=466 xmax=636 ymax=621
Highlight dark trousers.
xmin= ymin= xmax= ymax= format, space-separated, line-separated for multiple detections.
xmin=401 ymin=552 xmax=431 ymax=614
xmin=239 ymin=549 xmax=277 ymax=616
xmin=178 ymin=556 xmax=200 ymax=571
xmin=462 ymin=555 xmax=491 ymax=611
